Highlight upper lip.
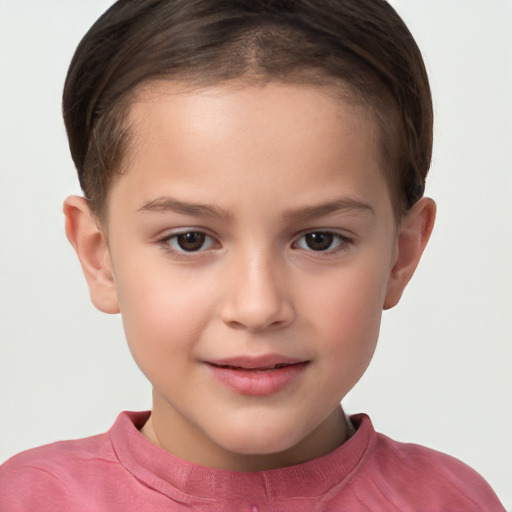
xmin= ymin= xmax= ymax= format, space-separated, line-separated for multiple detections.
xmin=205 ymin=354 xmax=308 ymax=370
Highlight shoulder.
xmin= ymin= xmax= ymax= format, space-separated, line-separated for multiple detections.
xmin=356 ymin=426 xmax=505 ymax=511
xmin=0 ymin=432 xmax=118 ymax=511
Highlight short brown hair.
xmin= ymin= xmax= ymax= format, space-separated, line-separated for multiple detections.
xmin=63 ymin=0 xmax=433 ymax=220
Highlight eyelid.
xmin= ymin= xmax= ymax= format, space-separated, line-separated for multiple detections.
xmin=155 ymin=228 xmax=353 ymax=257
xmin=292 ymin=230 xmax=353 ymax=253
xmin=157 ymin=228 xmax=221 ymax=255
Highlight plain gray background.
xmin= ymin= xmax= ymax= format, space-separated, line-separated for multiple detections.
xmin=0 ymin=0 xmax=511 ymax=508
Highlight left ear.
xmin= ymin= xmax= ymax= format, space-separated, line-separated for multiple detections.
xmin=384 ymin=197 xmax=436 ymax=310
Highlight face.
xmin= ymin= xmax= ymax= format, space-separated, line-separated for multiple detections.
xmin=102 ymin=82 xmax=400 ymax=470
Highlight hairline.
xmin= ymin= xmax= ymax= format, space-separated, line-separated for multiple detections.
xmin=94 ymin=73 xmax=403 ymax=228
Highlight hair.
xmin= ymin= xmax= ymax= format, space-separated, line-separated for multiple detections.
xmin=63 ymin=0 xmax=433 ymax=221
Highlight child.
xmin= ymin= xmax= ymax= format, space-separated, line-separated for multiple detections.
xmin=0 ymin=0 xmax=506 ymax=510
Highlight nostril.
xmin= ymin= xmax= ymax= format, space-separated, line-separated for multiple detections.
xmin=222 ymin=308 xmax=293 ymax=332
xmin=245 ymin=318 xmax=288 ymax=333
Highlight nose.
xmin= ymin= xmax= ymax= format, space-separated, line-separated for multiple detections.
xmin=219 ymin=250 xmax=295 ymax=332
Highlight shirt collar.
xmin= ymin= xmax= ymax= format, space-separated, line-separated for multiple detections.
xmin=109 ymin=410 xmax=375 ymax=504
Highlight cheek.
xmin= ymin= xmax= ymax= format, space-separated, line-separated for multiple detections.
xmin=303 ymin=262 xmax=389 ymax=373
xmin=113 ymin=262 xmax=216 ymax=374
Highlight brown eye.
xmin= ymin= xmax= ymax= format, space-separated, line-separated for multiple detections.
xmin=165 ymin=231 xmax=215 ymax=252
xmin=305 ymin=232 xmax=333 ymax=251
xmin=296 ymin=232 xmax=347 ymax=252
xmin=161 ymin=231 xmax=217 ymax=254
xmin=176 ymin=232 xmax=207 ymax=251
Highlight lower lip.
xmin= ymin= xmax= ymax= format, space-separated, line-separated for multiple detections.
xmin=206 ymin=362 xmax=308 ymax=396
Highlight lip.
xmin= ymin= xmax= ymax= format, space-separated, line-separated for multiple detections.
xmin=204 ymin=355 xmax=309 ymax=396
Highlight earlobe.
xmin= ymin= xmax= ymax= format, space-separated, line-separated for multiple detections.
xmin=383 ymin=197 xmax=436 ymax=310
xmin=63 ymin=196 xmax=120 ymax=314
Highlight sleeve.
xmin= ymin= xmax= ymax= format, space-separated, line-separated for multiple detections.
xmin=0 ymin=455 xmax=73 ymax=512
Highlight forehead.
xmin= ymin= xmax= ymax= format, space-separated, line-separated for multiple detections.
xmin=128 ymin=77 xmax=374 ymax=140
xmin=107 ymin=80 xmax=391 ymax=221
xmin=126 ymin=79 xmax=377 ymax=166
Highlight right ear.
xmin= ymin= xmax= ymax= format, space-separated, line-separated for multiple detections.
xmin=63 ymin=196 xmax=120 ymax=314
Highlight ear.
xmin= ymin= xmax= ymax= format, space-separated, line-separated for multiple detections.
xmin=63 ymin=196 xmax=120 ymax=314
xmin=384 ymin=197 xmax=436 ymax=310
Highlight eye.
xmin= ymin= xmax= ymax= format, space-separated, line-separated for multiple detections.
xmin=164 ymin=231 xmax=217 ymax=252
xmin=295 ymin=231 xmax=348 ymax=252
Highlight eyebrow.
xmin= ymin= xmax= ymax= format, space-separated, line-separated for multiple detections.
xmin=137 ymin=196 xmax=374 ymax=220
xmin=137 ymin=197 xmax=232 ymax=218
xmin=283 ymin=197 xmax=375 ymax=221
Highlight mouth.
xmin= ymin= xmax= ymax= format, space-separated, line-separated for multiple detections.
xmin=204 ymin=356 xmax=309 ymax=396
xmin=208 ymin=362 xmax=305 ymax=372
xmin=205 ymin=354 xmax=309 ymax=371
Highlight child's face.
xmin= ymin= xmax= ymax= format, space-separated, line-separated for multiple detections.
xmin=79 ymin=82 xmax=422 ymax=470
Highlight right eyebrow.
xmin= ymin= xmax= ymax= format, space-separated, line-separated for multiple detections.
xmin=137 ymin=197 xmax=232 ymax=219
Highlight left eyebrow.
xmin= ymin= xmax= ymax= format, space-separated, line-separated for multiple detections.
xmin=137 ymin=197 xmax=232 ymax=219
xmin=283 ymin=197 xmax=375 ymax=221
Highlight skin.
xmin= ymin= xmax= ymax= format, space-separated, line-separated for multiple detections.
xmin=64 ymin=81 xmax=435 ymax=472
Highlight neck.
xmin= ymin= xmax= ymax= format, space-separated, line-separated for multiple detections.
xmin=141 ymin=400 xmax=352 ymax=472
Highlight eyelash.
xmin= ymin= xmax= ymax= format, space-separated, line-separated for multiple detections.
xmin=157 ymin=230 xmax=352 ymax=257
xmin=157 ymin=231 xmax=219 ymax=257
xmin=293 ymin=231 xmax=352 ymax=254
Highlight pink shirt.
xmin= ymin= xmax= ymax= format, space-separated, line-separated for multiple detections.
xmin=0 ymin=411 xmax=505 ymax=511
